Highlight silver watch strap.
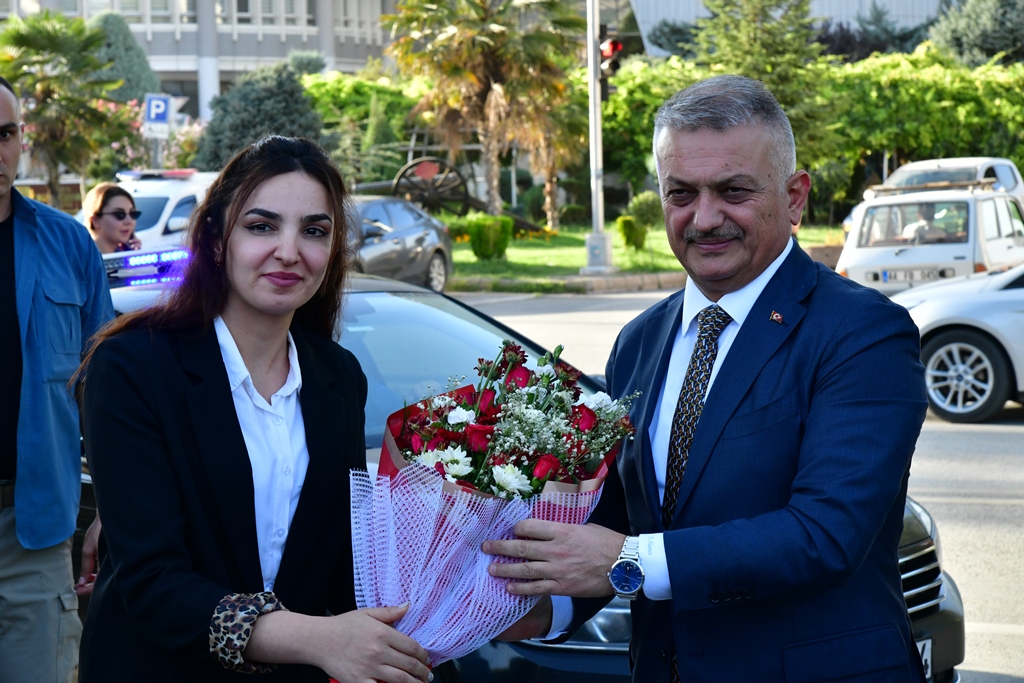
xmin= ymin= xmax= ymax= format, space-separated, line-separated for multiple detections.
xmin=619 ymin=536 xmax=640 ymax=562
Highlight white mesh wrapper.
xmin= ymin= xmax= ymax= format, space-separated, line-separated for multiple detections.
xmin=350 ymin=464 xmax=602 ymax=665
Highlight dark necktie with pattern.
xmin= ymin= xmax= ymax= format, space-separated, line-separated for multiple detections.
xmin=662 ymin=304 xmax=733 ymax=528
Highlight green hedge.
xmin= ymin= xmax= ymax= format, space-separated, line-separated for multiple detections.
xmin=466 ymin=212 xmax=514 ymax=260
xmin=616 ymin=214 xmax=646 ymax=251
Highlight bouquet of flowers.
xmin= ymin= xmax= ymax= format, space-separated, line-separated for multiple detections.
xmin=349 ymin=340 xmax=636 ymax=666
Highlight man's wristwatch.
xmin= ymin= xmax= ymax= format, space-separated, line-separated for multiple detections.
xmin=607 ymin=536 xmax=645 ymax=600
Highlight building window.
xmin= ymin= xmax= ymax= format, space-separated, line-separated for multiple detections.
xmin=180 ymin=0 xmax=197 ymax=24
xmin=235 ymin=0 xmax=251 ymax=23
xmin=120 ymin=0 xmax=141 ymax=23
xmin=59 ymin=0 xmax=81 ymax=13
xmin=261 ymin=0 xmax=276 ymax=24
xmin=150 ymin=0 xmax=172 ymax=23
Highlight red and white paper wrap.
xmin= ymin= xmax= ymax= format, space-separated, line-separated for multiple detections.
xmin=348 ymin=404 xmax=614 ymax=666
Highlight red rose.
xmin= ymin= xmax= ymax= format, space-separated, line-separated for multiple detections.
xmin=505 ymin=365 xmax=531 ymax=389
xmin=477 ymin=388 xmax=499 ymax=420
xmin=532 ymin=454 xmax=561 ymax=481
xmin=410 ymin=433 xmax=425 ymax=453
xmin=465 ymin=423 xmax=494 ymax=452
xmin=425 ymin=435 xmax=445 ymax=451
xmin=572 ymin=404 xmax=598 ymax=432
xmin=433 ymin=461 xmax=447 ymax=477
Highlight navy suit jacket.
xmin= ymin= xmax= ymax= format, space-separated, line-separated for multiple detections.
xmin=79 ymin=324 xmax=366 ymax=682
xmin=576 ymin=244 xmax=929 ymax=682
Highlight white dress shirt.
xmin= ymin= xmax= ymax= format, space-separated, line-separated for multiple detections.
xmin=214 ymin=316 xmax=309 ymax=592
xmin=545 ymin=239 xmax=794 ymax=638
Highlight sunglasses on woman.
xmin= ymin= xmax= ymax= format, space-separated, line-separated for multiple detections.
xmin=97 ymin=209 xmax=142 ymax=221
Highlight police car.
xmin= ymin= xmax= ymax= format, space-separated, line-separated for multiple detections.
xmin=77 ymin=169 xmax=217 ymax=251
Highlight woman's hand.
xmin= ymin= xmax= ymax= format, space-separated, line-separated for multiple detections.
xmin=247 ymin=604 xmax=432 ymax=683
xmin=75 ymin=514 xmax=101 ymax=596
xmin=318 ymin=604 xmax=432 ymax=683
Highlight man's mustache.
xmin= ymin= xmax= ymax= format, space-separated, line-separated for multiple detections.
xmin=683 ymin=226 xmax=744 ymax=243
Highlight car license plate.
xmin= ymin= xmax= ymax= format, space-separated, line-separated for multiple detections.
xmin=883 ymin=268 xmax=939 ymax=283
xmin=917 ymin=638 xmax=932 ymax=679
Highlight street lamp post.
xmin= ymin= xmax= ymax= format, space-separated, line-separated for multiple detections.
xmin=581 ymin=0 xmax=616 ymax=275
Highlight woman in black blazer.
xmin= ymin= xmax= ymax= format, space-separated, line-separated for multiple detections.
xmin=78 ymin=137 xmax=431 ymax=682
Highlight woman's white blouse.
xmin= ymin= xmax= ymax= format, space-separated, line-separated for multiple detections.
xmin=214 ymin=316 xmax=309 ymax=592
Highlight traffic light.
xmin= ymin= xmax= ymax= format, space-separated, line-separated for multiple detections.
xmin=598 ymin=25 xmax=623 ymax=101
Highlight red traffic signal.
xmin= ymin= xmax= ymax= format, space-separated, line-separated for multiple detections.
xmin=600 ymin=39 xmax=623 ymax=60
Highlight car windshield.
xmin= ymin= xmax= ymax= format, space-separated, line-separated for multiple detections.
xmin=131 ymin=197 xmax=170 ymax=232
xmin=886 ymin=168 xmax=977 ymax=187
xmin=339 ymin=291 xmax=561 ymax=448
xmin=858 ymin=201 xmax=969 ymax=248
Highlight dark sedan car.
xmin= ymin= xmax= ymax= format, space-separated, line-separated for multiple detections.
xmin=350 ymin=195 xmax=452 ymax=292
xmin=77 ymin=270 xmax=964 ymax=682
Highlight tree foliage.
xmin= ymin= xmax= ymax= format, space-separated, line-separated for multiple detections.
xmin=817 ymin=3 xmax=932 ymax=63
xmin=694 ymin=0 xmax=841 ymax=171
xmin=647 ymin=19 xmax=697 ymax=58
xmin=0 ymin=10 xmax=122 ymax=206
xmin=87 ymin=11 xmax=160 ymax=102
xmin=193 ymin=62 xmax=322 ymax=171
xmin=386 ymin=0 xmax=585 ymax=215
xmin=929 ymin=0 xmax=1024 ymax=66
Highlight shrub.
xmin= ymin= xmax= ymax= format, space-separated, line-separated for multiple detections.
xmin=627 ymin=190 xmax=663 ymax=229
xmin=500 ymin=167 xmax=533 ymax=203
xmin=560 ymin=203 xmax=589 ymax=225
xmin=438 ymin=212 xmax=471 ymax=242
xmin=520 ymin=185 xmax=546 ymax=222
xmin=616 ymin=214 xmax=646 ymax=251
xmin=466 ymin=212 xmax=514 ymax=260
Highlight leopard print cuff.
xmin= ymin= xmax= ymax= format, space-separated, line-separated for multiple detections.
xmin=209 ymin=592 xmax=288 ymax=673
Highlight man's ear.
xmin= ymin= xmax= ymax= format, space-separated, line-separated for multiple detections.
xmin=785 ymin=170 xmax=812 ymax=227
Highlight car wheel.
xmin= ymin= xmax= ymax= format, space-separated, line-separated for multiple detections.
xmin=921 ymin=330 xmax=1012 ymax=423
xmin=426 ymin=252 xmax=448 ymax=292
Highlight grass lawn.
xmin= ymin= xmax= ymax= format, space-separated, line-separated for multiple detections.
xmin=451 ymin=222 xmax=846 ymax=282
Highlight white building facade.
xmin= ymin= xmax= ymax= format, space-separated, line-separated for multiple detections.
xmin=0 ymin=0 xmax=392 ymax=120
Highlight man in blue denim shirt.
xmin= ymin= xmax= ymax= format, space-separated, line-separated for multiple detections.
xmin=0 ymin=77 xmax=114 ymax=682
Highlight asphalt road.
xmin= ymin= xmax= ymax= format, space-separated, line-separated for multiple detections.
xmin=451 ymin=289 xmax=1024 ymax=682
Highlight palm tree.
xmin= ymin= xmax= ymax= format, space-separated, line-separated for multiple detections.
xmin=523 ymin=65 xmax=588 ymax=231
xmin=0 ymin=11 xmax=120 ymax=207
xmin=387 ymin=0 xmax=586 ymax=216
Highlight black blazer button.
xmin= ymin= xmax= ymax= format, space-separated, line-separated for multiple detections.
xmin=744 ymin=588 xmax=753 ymax=600
xmin=660 ymin=649 xmax=668 ymax=662
xmin=709 ymin=592 xmax=720 ymax=603
xmin=733 ymin=589 xmax=744 ymax=601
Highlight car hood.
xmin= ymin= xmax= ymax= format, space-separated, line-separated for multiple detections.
xmin=891 ymin=269 xmax=999 ymax=305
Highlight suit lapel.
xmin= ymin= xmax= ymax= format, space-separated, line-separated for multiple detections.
xmin=180 ymin=327 xmax=264 ymax=592
xmin=634 ymin=292 xmax=685 ymax=529
xmin=274 ymin=328 xmax=352 ymax=592
xmin=666 ymin=247 xmax=819 ymax=526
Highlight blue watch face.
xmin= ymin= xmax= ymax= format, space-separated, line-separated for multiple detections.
xmin=610 ymin=560 xmax=643 ymax=593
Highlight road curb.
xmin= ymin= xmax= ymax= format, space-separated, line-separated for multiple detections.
xmin=448 ymin=270 xmax=687 ymax=294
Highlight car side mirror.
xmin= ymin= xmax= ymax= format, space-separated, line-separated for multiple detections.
xmin=362 ymin=221 xmax=387 ymax=240
xmin=166 ymin=217 xmax=189 ymax=233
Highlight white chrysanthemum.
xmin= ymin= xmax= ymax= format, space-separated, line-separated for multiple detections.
xmin=415 ymin=445 xmax=472 ymax=479
xmin=446 ymin=406 xmax=476 ymax=426
xmin=491 ymin=464 xmax=532 ymax=497
xmin=536 ymin=365 xmax=556 ymax=377
xmin=580 ymin=391 xmax=613 ymax=411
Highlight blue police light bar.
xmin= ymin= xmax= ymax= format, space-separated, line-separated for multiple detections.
xmin=104 ymin=247 xmax=190 ymax=275
xmin=124 ymin=275 xmax=183 ymax=288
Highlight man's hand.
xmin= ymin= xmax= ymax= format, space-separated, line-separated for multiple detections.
xmin=482 ymin=520 xmax=624 ymax=598
xmin=76 ymin=514 xmax=101 ymax=596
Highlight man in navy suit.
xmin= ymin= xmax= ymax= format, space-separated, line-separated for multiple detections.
xmin=485 ymin=75 xmax=929 ymax=681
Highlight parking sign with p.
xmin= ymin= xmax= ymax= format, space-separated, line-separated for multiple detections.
xmin=142 ymin=93 xmax=171 ymax=139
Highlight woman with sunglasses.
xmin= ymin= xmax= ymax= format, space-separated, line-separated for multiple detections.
xmin=83 ymin=182 xmax=142 ymax=253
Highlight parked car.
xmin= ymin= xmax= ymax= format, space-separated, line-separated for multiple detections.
xmin=892 ymin=261 xmax=1024 ymax=423
xmin=869 ymin=157 xmax=1024 ymax=204
xmin=76 ymin=267 xmax=964 ymax=682
xmin=350 ymin=195 xmax=452 ymax=292
xmin=75 ymin=169 xmax=218 ymax=251
xmin=836 ymin=186 xmax=1024 ymax=295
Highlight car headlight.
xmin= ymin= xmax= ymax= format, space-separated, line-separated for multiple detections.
xmin=907 ymin=497 xmax=942 ymax=566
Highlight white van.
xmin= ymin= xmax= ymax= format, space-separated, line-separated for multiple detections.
xmin=77 ymin=169 xmax=217 ymax=251
xmin=836 ymin=185 xmax=1024 ymax=295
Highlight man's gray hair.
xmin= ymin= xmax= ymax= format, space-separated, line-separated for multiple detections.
xmin=653 ymin=75 xmax=796 ymax=182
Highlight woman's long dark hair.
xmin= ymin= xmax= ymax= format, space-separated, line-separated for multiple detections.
xmin=77 ymin=136 xmax=353 ymax=378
